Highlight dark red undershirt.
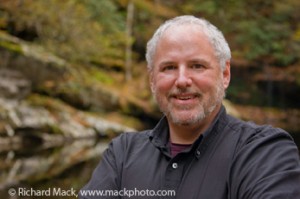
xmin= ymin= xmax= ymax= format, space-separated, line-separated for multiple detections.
xmin=170 ymin=142 xmax=192 ymax=157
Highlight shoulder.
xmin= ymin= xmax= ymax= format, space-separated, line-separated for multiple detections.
xmin=224 ymin=115 xmax=300 ymax=171
xmin=222 ymin=114 xmax=299 ymax=163
xmin=111 ymin=130 xmax=151 ymax=145
xmin=225 ymin=114 xmax=294 ymax=147
xmin=225 ymin=116 xmax=300 ymax=198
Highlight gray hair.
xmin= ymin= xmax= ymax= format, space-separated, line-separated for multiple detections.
xmin=145 ymin=15 xmax=231 ymax=71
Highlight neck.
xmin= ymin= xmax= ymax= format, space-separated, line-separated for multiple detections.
xmin=168 ymin=105 xmax=221 ymax=144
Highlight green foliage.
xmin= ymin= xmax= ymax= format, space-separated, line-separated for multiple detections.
xmin=180 ymin=0 xmax=300 ymax=66
xmin=0 ymin=0 xmax=126 ymax=67
xmin=82 ymin=0 xmax=125 ymax=33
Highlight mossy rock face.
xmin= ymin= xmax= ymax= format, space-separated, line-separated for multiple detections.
xmin=0 ymin=40 xmax=23 ymax=54
xmin=0 ymin=31 xmax=23 ymax=52
xmin=0 ymin=31 xmax=69 ymax=90
xmin=0 ymin=69 xmax=31 ymax=100
xmin=1 ymin=33 xmax=132 ymax=115
xmin=0 ymin=94 xmax=135 ymax=148
xmin=0 ymin=32 xmax=123 ymax=112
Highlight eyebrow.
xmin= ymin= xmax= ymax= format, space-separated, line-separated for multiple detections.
xmin=188 ymin=58 xmax=210 ymax=65
xmin=158 ymin=58 xmax=210 ymax=66
xmin=158 ymin=61 xmax=176 ymax=66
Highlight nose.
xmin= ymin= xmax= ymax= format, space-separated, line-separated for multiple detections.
xmin=175 ymin=66 xmax=192 ymax=88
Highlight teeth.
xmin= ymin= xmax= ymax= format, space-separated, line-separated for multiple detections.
xmin=177 ymin=96 xmax=193 ymax=100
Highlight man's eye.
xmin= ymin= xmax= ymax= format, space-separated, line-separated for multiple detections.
xmin=191 ymin=64 xmax=204 ymax=69
xmin=163 ymin=65 xmax=176 ymax=71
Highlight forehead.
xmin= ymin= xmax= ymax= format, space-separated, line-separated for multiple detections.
xmin=154 ymin=25 xmax=215 ymax=61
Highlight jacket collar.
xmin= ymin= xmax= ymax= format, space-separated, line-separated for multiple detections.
xmin=149 ymin=105 xmax=228 ymax=158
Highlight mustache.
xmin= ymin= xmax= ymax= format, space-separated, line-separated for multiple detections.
xmin=168 ymin=88 xmax=202 ymax=98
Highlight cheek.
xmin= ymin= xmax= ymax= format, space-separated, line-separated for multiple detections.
xmin=193 ymin=71 xmax=223 ymax=91
xmin=193 ymin=77 xmax=214 ymax=91
xmin=153 ymin=75 xmax=175 ymax=93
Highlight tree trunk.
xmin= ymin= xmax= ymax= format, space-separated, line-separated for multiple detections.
xmin=125 ymin=0 xmax=134 ymax=81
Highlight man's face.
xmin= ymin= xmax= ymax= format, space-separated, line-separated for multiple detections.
xmin=150 ymin=25 xmax=230 ymax=126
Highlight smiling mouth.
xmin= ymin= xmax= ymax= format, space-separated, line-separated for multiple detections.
xmin=170 ymin=93 xmax=201 ymax=100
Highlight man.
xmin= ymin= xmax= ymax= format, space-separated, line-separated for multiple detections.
xmin=80 ymin=15 xmax=300 ymax=198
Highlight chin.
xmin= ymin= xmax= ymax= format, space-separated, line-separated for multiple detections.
xmin=169 ymin=113 xmax=206 ymax=126
xmin=168 ymin=104 xmax=219 ymax=126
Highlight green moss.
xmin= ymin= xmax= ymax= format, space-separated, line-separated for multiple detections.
xmin=0 ymin=40 xmax=23 ymax=54
xmin=26 ymin=94 xmax=74 ymax=113
xmin=89 ymin=68 xmax=115 ymax=85
xmin=47 ymin=124 xmax=64 ymax=135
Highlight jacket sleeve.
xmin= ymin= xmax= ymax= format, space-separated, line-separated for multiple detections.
xmin=229 ymin=127 xmax=300 ymax=199
xmin=79 ymin=136 xmax=124 ymax=199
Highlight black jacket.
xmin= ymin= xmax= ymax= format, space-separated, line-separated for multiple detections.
xmin=80 ymin=106 xmax=300 ymax=198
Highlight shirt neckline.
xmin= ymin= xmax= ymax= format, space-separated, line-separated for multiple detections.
xmin=149 ymin=105 xmax=227 ymax=157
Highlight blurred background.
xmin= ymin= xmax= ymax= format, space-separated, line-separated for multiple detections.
xmin=0 ymin=0 xmax=299 ymax=198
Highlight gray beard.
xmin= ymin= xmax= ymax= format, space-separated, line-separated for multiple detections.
xmin=154 ymin=80 xmax=225 ymax=126
xmin=167 ymin=102 xmax=218 ymax=126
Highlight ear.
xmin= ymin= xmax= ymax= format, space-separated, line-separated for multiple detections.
xmin=222 ymin=60 xmax=231 ymax=89
xmin=149 ymin=71 xmax=155 ymax=93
